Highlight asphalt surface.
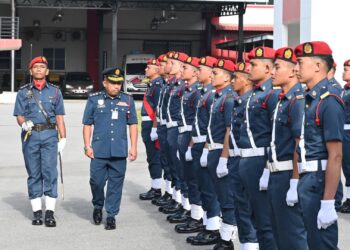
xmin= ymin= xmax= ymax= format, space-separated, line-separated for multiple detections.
xmin=0 ymin=100 xmax=349 ymax=250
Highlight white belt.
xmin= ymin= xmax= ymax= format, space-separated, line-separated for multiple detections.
xmin=267 ymin=160 xmax=293 ymax=173
xmin=298 ymin=160 xmax=327 ymax=174
xmin=208 ymin=143 xmax=224 ymax=151
xmin=229 ymin=149 xmax=241 ymax=157
xmin=141 ymin=116 xmax=152 ymax=122
xmin=178 ymin=125 xmax=193 ymax=133
xmin=192 ymin=135 xmax=207 ymax=143
xmin=345 ymin=124 xmax=350 ymax=130
xmin=240 ymin=147 xmax=265 ymax=158
xmin=166 ymin=121 xmax=178 ymax=128
xmin=160 ymin=119 xmax=167 ymax=126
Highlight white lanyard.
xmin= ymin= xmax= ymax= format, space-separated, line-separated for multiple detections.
xmin=207 ymin=100 xmax=215 ymax=145
xmin=180 ymin=92 xmax=188 ymax=127
xmin=298 ymin=113 xmax=307 ymax=163
xmin=270 ymin=100 xmax=281 ymax=162
xmin=245 ymin=94 xmax=258 ymax=149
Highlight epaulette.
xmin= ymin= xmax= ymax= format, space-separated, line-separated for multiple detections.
xmin=320 ymin=91 xmax=330 ymax=100
xmin=273 ymin=86 xmax=282 ymax=90
xmin=226 ymin=93 xmax=234 ymax=99
xmin=48 ymin=83 xmax=59 ymax=88
xmin=295 ymin=95 xmax=304 ymax=100
xmin=89 ymin=91 xmax=103 ymax=97
xmin=19 ymin=83 xmax=30 ymax=90
xmin=197 ymin=85 xmax=203 ymax=90
xmin=211 ymin=89 xmax=216 ymax=93
xmin=155 ymin=81 xmax=160 ymax=85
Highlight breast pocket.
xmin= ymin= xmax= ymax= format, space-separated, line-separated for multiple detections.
xmin=42 ymin=101 xmax=55 ymax=116
xmin=276 ymin=113 xmax=289 ymax=126
xmin=116 ymin=105 xmax=128 ymax=122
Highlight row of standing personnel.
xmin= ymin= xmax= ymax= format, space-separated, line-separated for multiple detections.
xmin=139 ymin=41 xmax=350 ymax=250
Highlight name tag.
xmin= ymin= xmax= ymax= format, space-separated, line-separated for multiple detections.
xmin=112 ymin=111 xmax=118 ymax=120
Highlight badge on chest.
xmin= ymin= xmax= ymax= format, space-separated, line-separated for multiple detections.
xmin=112 ymin=110 xmax=118 ymax=120
xmin=97 ymin=99 xmax=105 ymax=108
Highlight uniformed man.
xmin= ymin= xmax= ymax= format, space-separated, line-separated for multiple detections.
xmin=195 ymin=59 xmax=236 ymax=247
xmin=82 ymin=67 xmax=138 ymax=230
xmin=184 ymin=56 xmax=222 ymax=242
xmin=139 ymin=58 xmax=163 ymax=200
xmin=226 ymin=61 xmax=259 ymax=250
xmin=327 ymin=62 xmax=343 ymax=94
xmin=13 ymin=56 xmax=66 ymax=227
xmin=237 ymin=47 xmax=278 ymax=249
xmin=340 ymin=59 xmax=350 ymax=213
xmin=295 ymin=41 xmax=344 ymax=249
xmin=267 ymin=47 xmax=308 ymax=249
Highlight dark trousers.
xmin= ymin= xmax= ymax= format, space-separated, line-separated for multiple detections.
xmin=22 ymin=129 xmax=58 ymax=199
xmin=90 ymin=157 xmax=126 ymax=218
xmin=158 ymin=125 xmax=172 ymax=181
xmin=166 ymin=127 xmax=181 ymax=191
xmin=141 ymin=121 xmax=162 ymax=180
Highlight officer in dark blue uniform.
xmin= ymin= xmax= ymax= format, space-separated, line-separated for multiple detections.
xmin=327 ymin=62 xmax=343 ymax=94
xmin=14 ymin=56 xmax=66 ymax=227
xmin=340 ymin=59 xmax=350 ymax=213
xmin=199 ymin=59 xmax=236 ymax=249
xmin=295 ymin=41 xmax=344 ymax=250
xmin=185 ymin=56 xmax=222 ymax=243
xmin=267 ymin=47 xmax=308 ymax=250
xmin=139 ymin=58 xmax=163 ymax=201
xmin=237 ymin=47 xmax=278 ymax=250
xmin=82 ymin=67 xmax=138 ymax=230
xmin=225 ymin=61 xmax=259 ymax=250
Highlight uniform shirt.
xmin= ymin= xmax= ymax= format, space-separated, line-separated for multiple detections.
xmin=342 ymin=83 xmax=350 ymax=142
xmin=141 ymin=76 xmax=162 ymax=117
xmin=191 ymin=84 xmax=215 ymax=137
xmin=161 ymin=77 xmax=175 ymax=122
xmin=13 ymin=82 xmax=65 ymax=124
xmin=229 ymin=90 xmax=252 ymax=150
xmin=328 ymin=77 xmax=343 ymax=95
xmin=82 ymin=91 xmax=137 ymax=158
xmin=166 ymin=79 xmax=185 ymax=123
xmin=268 ymin=83 xmax=305 ymax=162
xmin=207 ymin=85 xmax=235 ymax=145
xmin=237 ymin=79 xmax=279 ymax=149
xmin=297 ymin=78 xmax=344 ymax=161
xmin=177 ymin=82 xmax=201 ymax=127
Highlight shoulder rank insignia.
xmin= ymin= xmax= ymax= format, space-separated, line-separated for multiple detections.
xmin=272 ymin=86 xmax=282 ymax=90
xmin=296 ymin=95 xmax=304 ymax=100
xmin=320 ymin=91 xmax=330 ymax=99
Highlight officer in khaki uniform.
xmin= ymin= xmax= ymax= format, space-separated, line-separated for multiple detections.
xmin=82 ymin=67 xmax=138 ymax=230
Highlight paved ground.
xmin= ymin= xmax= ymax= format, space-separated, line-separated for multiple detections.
xmin=0 ymin=100 xmax=349 ymax=250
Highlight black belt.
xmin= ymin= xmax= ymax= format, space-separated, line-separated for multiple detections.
xmin=32 ymin=124 xmax=56 ymax=132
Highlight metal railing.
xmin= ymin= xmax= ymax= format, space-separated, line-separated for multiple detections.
xmin=0 ymin=17 xmax=19 ymax=39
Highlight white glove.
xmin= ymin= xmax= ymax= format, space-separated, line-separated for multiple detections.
xmin=216 ymin=157 xmax=229 ymax=178
xmin=176 ymin=150 xmax=180 ymax=160
xmin=58 ymin=138 xmax=67 ymax=154
xmin=185 ymin=147 xmax=193 ymax=161
xmin=21 ymin=120 xmax=34 ymax=131
xmin=317 ymin=200 xmax=338 ymax=230
xmin=200 ymin=148 xmax=209 ymax=167
xmin=286 ymin=179 xmax=299 ymax=206
xmin=259 ymin=168 xmax=270 ymax=191
xmin=150 ymin=127 xmax=158 ymax=141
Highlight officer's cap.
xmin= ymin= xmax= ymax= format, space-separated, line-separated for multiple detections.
xmin=248 ymin=47 xmax=275 ymax=60
xmin=147 ymin=58 xmax=160 ymax=66
xmin=274 ymin=47 xmax=297 ymax=64
xmin=235 ymin=61 xmax=251 ymax=74
xmin=29 ymin=56 xmax=48 ymax=69
xmin=172 ymin=52 xmax=189 ymax=63
xmin=213 ymin=59 xmax=235 ymax=73
xmin=199 ymin=56 xmax=218 ymax=68
xmin=102 ymin=67 xmax=124 ymax=83
xmin=294 ymin=41 xmax=332 ymax=57
xmin=184 ymin=56 xmax=200 ymax=68
xmin=157 ymin=54 xmax=168 ymax=62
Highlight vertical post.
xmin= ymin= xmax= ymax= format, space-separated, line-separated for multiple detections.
xmin=10 ymin=0 xmax=15 ymax=92
xmin=111 ymin=4 xmax=118 ymax=66
xmin=205 ymin=15 xmax=212 ymax=56
xmin=237 ymin=3 xmax=245 ymax=62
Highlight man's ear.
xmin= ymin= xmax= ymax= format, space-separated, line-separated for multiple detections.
xmin=45 ymin=69 xmax=49 ymax=76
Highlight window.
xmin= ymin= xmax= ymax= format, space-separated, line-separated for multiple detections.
xmin=0 ymin=50 xmax=21 ymax=69
xmin=143 ymin=40 xmax=192 ymax=57
xmin=126 ymin=63 xmax=147 ymax=75
xmin=43 ymin=48 xmax=65 ymax=70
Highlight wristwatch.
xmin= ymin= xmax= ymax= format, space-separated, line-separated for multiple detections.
xmin=84 ymin=146 xmax=92 ymax=152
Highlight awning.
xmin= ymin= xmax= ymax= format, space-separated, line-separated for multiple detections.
xmin=216 ymin=33 xmax=273 ymax=52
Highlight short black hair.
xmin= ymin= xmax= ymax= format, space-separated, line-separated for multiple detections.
xmin=315 ymin=55 xmax=334 ymax=72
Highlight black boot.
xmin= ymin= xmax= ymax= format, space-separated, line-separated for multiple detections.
xmin=158 ymin=199 xmax=176 ymax=212
xmin=175 ymin=217 xmax=204 ymax=233
xmin=213 ymin=238 xmax=234 ymax=250
xmin=191 ymin=229 xmax=220 ymax=246
xmin=186 ymin=230 xmax=206 ymax=243
xmin=162 ymin=202 xmax=182 ymax=214
xmin=32 ymin=210 xmax=43 ymax=226
xmin=105 ymin=217 xmax=116 ymax=230
xmin=139 ymin=188 xmax=161 ymax=200
xmin=152 ymin=192 xmax=172 ymax=205
xmin=44 ymin=210 xmax=56 ymax=227
xmin=93 ymin=208 xmax=103 ymax=225
xmin=340 ymin=199 xmax=350 ymax=213
xmin=167 ymin=207 xmax=190 ymax=223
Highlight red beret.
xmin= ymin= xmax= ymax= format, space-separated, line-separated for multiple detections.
xmin=294 ymin=41 xmax=332 ymax=57
xmin=248 ymin=47 xmax=275 ymax=60
xmin=157 ymin=54 xmax=168 ymax=62
xmin=235 ymin=61 xmax=251 ymax=74
xmin=167 ymin=51 xmax=177 ymax=59
xmin=333 ymin=62 xmax=337 ymax=68
xmin=29 ymin=56 xmax=48 ymax=69
xmin=214 ymin=59 xmax=235 ymax=73
xmin=274 ymin=47 xmax=297 ymax=64
xmin=184 ymin=56 xmax=200 ymax=68
xmin=172 ymin=52 xmax=189 ymax=63
xmin=344 ymin=60 xmax=350 ymax=67
xmin=147 ymin=58 xmax=160 ymax=66
xmin=199 ymin=56 xmax=218 ymax=68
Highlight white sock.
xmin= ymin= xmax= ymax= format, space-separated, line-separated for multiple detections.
xmin=347 ymin=186 xmax=350 ymax=199
xmin=181 ymin=195 xmax=191 ymax=211
xmin=30 ymin=197 xmax=42 ymax=212
xmin=202 ymin=211 xmax=207 ymax=226
xmin=166 ymin=180 xmax=173 ymax=194
xmin=191 ymin=204 xmax=204 ymax=220
xmin=174 ymin=190 xmax=182 ymax=203
xmin=151 ymin=178 xmax=162 ymax=189
xmin=206 ymin=216 xmax=221 ymax=231
xmin=242 ymin=242 xmax=259 ymax=250
xmin=219 ymin=222 xmax=236 ymax=241
xmin=45 ymin=196 xmax=56 ymax=212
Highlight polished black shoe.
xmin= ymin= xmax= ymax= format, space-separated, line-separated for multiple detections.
xmin=191 ymin=229 xmax=220 ymax=246
xmin=186 ymin=230 xmax=207 ymax=243
xmin=340 ymin=199 xmax=350 ymax=213
xmin=162 ymin=202 xmax=182 ymax=214
xmin=139 ymin=188 xmax=161 ymax=201
xmin=44 ymin=210 xmax=56 ymax=227
xmin=93 ymin=208 xmax=103 ymax=225
xmin=158 ymin=199 xmax=176 ymax=212
xmin=213 ymin=238 xmax=234 ymax=250
xmin=105 ymin=217 xmax=116 ymax=230
xmin=32 ymin=210 xmax=43 ymax=226
xmin=167 ymin=208 xmax=190 ymax=223
xmin=152 ymin=192 xmax=172 ymax=206
xmin=175 ymin=217 xmax=204 ymax=233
